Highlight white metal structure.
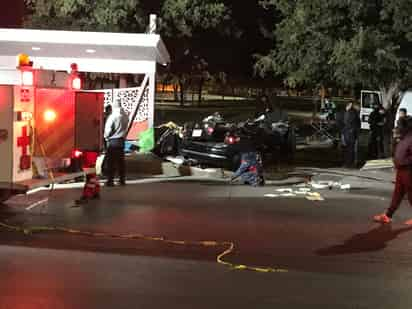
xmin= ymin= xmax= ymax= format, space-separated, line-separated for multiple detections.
xmin=360 ymin=90 xmax=382 ymax=130
xmin=0 ymin=28 xmax=170 ymax=195
xmin=0 ymin=28 xmax=170 ymax=129
xmin=395 ymin=91 xmax=412 ymax=123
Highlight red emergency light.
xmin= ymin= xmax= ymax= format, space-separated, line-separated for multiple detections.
xmin=70 ymin=63 xmax=82 ymax=90
xmin=72 ymin=149 xmax=83 ymax=158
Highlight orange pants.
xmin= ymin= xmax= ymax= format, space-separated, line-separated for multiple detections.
xmin=387 ymin=168 xmax=412 ymax=217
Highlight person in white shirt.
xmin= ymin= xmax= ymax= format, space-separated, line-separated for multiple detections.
xmin=104 ymin=99 xmax=129 ymax=186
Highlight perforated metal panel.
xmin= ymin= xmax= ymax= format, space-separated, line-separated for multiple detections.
xmin=111 ymin=87 xmax=149 ymax=123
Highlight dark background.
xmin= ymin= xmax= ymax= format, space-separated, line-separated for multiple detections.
xmin=0 ymin=0 xmax=24 ymax=27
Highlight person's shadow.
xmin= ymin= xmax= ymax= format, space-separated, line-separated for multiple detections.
xmin=316 ymin=224 xmax=412 ymax=256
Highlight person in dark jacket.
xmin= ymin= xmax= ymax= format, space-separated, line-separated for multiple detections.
xmin=255 ymin=95 xmax=271 ymax=118
xmin=367 ymin=105 xmax=386 ymax=160
xmin=342 ymin=102 xmax=361 ymax=168
xmin=374 ymin=118 xmax=412 ymax=224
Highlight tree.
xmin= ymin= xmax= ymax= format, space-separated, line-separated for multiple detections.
xmin=215 ymin=71 xmax=227 ymax=100
xmin=24 ymin=0 xmax=146 ymax=89
xmin=256 ymin=0 xmax=412 ymax=108
xmin=25 ymin=0 xmax=232 ymax=106
xmin=24 ymin=0 xmax=145 ymax=32
xmin=159 ymin=0 xmax=231 ymax=106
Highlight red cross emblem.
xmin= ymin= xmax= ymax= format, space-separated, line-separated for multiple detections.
xmin=17 ymin=126 xmax=31 ymax=170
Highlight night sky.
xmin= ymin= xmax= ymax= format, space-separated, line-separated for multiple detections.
xmin=0 ymin=0 xmax=24 ymax=27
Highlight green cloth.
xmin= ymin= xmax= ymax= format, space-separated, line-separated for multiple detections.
xmin=138 ymin=128 xmax=155 ymax=153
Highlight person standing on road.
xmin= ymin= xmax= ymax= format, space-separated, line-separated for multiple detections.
xmin=104 ymin=99 xmax=129 ymax=186
xmin=374 ymin=118 xmax=412 ymax=224
xmin=367 ymin=104 xmax=386 ymax=160
xmin=342 ymin=102 xmax=361 ymax=168
xmin=255 ymin=94 xmax=271 ymax=118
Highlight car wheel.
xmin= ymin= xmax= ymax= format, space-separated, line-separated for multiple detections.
xmin=231 ymin=153 xmax=241 ymax=171
xmin=0 ymin=189 xmax=13 ymax=204
xmin=287 ymin=127 xmax=297 ymax=159
xmin=280 ymin=127 xmax=296 ymax=162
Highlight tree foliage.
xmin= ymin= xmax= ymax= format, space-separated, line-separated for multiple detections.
xmin=24 ymin=0 xmax=145 ymax=32
xmin=160 ymin=0 xmax=231 ymax=38
xmin=256 ymin=0 xmax=412 ymax=104
xmin=25 ymin=0 xmax=232 ymax=105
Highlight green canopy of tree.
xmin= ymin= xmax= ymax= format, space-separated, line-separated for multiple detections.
xmin=24 ymin=0 xmax=145 ymax=32
xmin=256 ymin=0 xmax=412 ymax=107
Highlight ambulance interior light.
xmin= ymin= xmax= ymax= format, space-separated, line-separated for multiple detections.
xmin=21 ymin=71 xmax=34 ymax=86
xmin=72 ymin=77 xmax=82 ymax=90
xmin=43 ymin=109 xmax=57 ymax=123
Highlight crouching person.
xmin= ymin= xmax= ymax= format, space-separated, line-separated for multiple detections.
xmin=75 ymin=151 xmax=100 ymax=205
xmin=231 ymin=152 xmax=264 ymax=187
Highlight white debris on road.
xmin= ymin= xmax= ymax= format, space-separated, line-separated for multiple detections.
xmin=264 ymin=186 xmax=324 ymax=202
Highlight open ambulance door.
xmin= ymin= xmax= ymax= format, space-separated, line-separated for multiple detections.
xmin=360 ymin=90 xmax=382 ymax=130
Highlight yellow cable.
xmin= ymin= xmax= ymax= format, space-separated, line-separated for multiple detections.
xmin=0 ymin=222 xmax=288 ymax=274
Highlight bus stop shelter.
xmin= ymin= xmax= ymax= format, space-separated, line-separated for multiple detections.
xmin=0 ymin=28 xmax=171 ymax=133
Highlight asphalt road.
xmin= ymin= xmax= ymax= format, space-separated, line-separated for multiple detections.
xmin=2 ymin=178 xmax=412 ymax=308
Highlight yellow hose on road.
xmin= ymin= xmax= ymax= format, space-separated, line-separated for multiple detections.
xmin=0 ymin=222 xmax=288 ymax=274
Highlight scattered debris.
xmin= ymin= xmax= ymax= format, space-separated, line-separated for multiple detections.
xmin=280 ymin=193 xmax=297 ymax=197
xmin=310 ymin=181 xmax=351 ymax=191
xmin=340 ymin=184 xmax=351 ymax=190
xmin=165 ymin=156 xmax=185 ymax=165
xmin=265 ymin=185 xmax=324 ymax=202
xmin=306 ymin=192 xmax=324 ymax=201
xmin=264 ymin=194 xmax=279 ymax=198
xmin=310 ymin=182 xmax=329 ymax=190
xmin=276 ymin=188 xmax=293 ymax=193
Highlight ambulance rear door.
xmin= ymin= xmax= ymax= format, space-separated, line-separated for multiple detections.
xmin=75 ymin=92 xmax=104 ymax=152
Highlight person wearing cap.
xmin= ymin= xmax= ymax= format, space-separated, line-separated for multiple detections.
xmin=367 ymin=104 xmax=386 ymax=160
xmin=342 ymin=102 xmax=361 ymax=168
xmin=104 ymin=99 xmax=129 ymax=186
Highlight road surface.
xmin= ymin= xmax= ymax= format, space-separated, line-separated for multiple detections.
xmin=1 ymin=178 xmax=412 ymax=308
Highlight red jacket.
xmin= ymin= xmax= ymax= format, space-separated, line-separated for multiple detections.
xmin=394 ymin=133 xmax=412 ymax=168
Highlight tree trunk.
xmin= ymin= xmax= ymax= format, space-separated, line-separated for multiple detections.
xmin=179 ymin=81 xmax=185 ymax=107
xmin=320 ymin=85 xmax=326 ymax=109
xmin=379 ymin=81 xmax=400 ymax=158
xmin=379 ymin=82 xmax=399 ymax=110
xmin=173 ymin=84 xmax=179 ymax=102
xmin=198 ymin=78 xmax=204 ymax=105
